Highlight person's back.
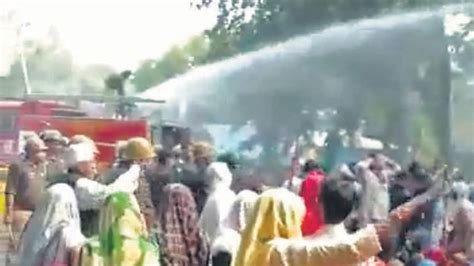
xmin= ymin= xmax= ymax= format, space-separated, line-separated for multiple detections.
xmin=268 ymin=225 xmax=381 ymax=266
xmin=81 ymin=192 xmax=159 ymax=265
xmin=177 ymin=162 xmax=210 ymax=214
xmin=462 ymin=200 xmax=474 ymax=260
xmin=154 ymin=184 xmax=210 ymax=266
xmin=356 ymin=157 xmax=390 ymax=223
xmin=20 ymin=184 xmax=85 ymax=266
xmin=200 ymin=162 xmax=236 ymax=243
xmin=133 ymin=172 xmax=155 ymax=229
xmin=210 ymin=190 xmax=258 ymax=266
xmin=389 ymin=173 xmax=412 ymax=211
xmin=306 ymin=178 xmax=378 ymax=266
xmin=233 ymin=188 xmax=306 ymax=266
xmin=299 ymin=163 xmax=325 ymax=235
xmin=147 ymin=165 xmax=173 ymax=208
xmin=309 ymin=178 xmax=357 ymax=240
xmin=449 ymin=198 xmax=474 ymax=263
xmin=233 ymin=185 xmax=382 ymax=266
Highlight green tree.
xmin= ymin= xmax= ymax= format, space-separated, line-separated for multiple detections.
xmin=132 ymin=35 xmax=210 ymax=92
xmin=196 ymin=0 xmax=466 ymax=61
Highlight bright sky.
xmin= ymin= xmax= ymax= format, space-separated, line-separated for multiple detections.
xmin=1 ymin=0 xmax=217 ymax=69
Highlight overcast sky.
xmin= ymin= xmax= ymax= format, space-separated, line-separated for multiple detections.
xmin=1 ymin=0 xmax=217 ymax=69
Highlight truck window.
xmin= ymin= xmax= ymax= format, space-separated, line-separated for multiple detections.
xmin=51 ymin=109 xmax=87 ymax=117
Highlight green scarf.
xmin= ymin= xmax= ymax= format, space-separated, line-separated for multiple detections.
xmin=82 ymin=192 xmax=159 ymax=266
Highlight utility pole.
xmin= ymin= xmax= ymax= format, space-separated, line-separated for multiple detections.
xmin=18 ymin=22 xmax=32 ymax=96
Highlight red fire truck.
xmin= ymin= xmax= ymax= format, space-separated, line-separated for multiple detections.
xmin=0 ymin=98 xmax=159 ymax=167
xmin=0 ymin=95 xmax=164 ymax=213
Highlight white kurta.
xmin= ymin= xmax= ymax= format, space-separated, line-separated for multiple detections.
xmin=199 ymin=185 xmax=236 ymax=243
xmin=200 ymin=162 xmax=236 ymax=244
xmin=74 ymin=165 xmax=140 ymax=210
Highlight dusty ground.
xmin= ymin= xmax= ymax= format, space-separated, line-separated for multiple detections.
xmin=0 ymin=223 xmax=17 ymax=266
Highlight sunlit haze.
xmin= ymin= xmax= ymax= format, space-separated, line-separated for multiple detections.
xmin=1 ymin=0 xmax=217 ymax=69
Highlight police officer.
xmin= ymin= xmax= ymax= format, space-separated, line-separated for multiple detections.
xmin=4 ymin=136 xmax=49 ymax=261
xmin=60 ymin=142 xmax=140 ymax=236
xmin=39 ymin=129 xmax=67 ymax=178
xmin=101 ymin=140 xmax=128 ymax=185
xmin=111 ymin=137 xmax=156 ymax=230
xmin=189 ymin=141 xmax=215 ymax=214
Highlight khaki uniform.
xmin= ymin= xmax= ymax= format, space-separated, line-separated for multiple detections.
xmin=4 ymin=160 xmax=50 ymax=264
xmin=5 ymin=160 xmax=49 ymax=211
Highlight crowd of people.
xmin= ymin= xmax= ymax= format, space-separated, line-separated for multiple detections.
xmin=3 ymin=129 xmax=474 ymax=266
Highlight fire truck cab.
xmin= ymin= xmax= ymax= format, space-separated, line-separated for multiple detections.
xmin=0 ymin=99 xmax=152 ymax=214
xmin=0 ymin=100 xmax=86 ymax=164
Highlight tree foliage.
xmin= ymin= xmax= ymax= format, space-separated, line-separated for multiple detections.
xmin=131 ymin=35 xmax=210 ymax=92
xmin=195 ymin=0 xmax=465 ymax=61
xmin=132 ymin=0 xmax=466 ymax=92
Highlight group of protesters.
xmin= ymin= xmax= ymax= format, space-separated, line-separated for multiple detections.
xmin=3 ymin=129 xmax=474 ymax=266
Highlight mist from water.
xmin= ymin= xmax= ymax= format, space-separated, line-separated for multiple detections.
xmin=140 ymin=5 xmax=472 ymax=168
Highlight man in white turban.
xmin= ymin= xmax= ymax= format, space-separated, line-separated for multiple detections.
xmin=57 ymin=142 xmax=140 ymax=236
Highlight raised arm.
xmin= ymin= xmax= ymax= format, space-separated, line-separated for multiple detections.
xmin=269 ymin=225 xmax=381 ymax=266
xmin=75 ymin=165 xmax=140 ymax=210
xmin=355 ymin=159 xmax=372 ymax=226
